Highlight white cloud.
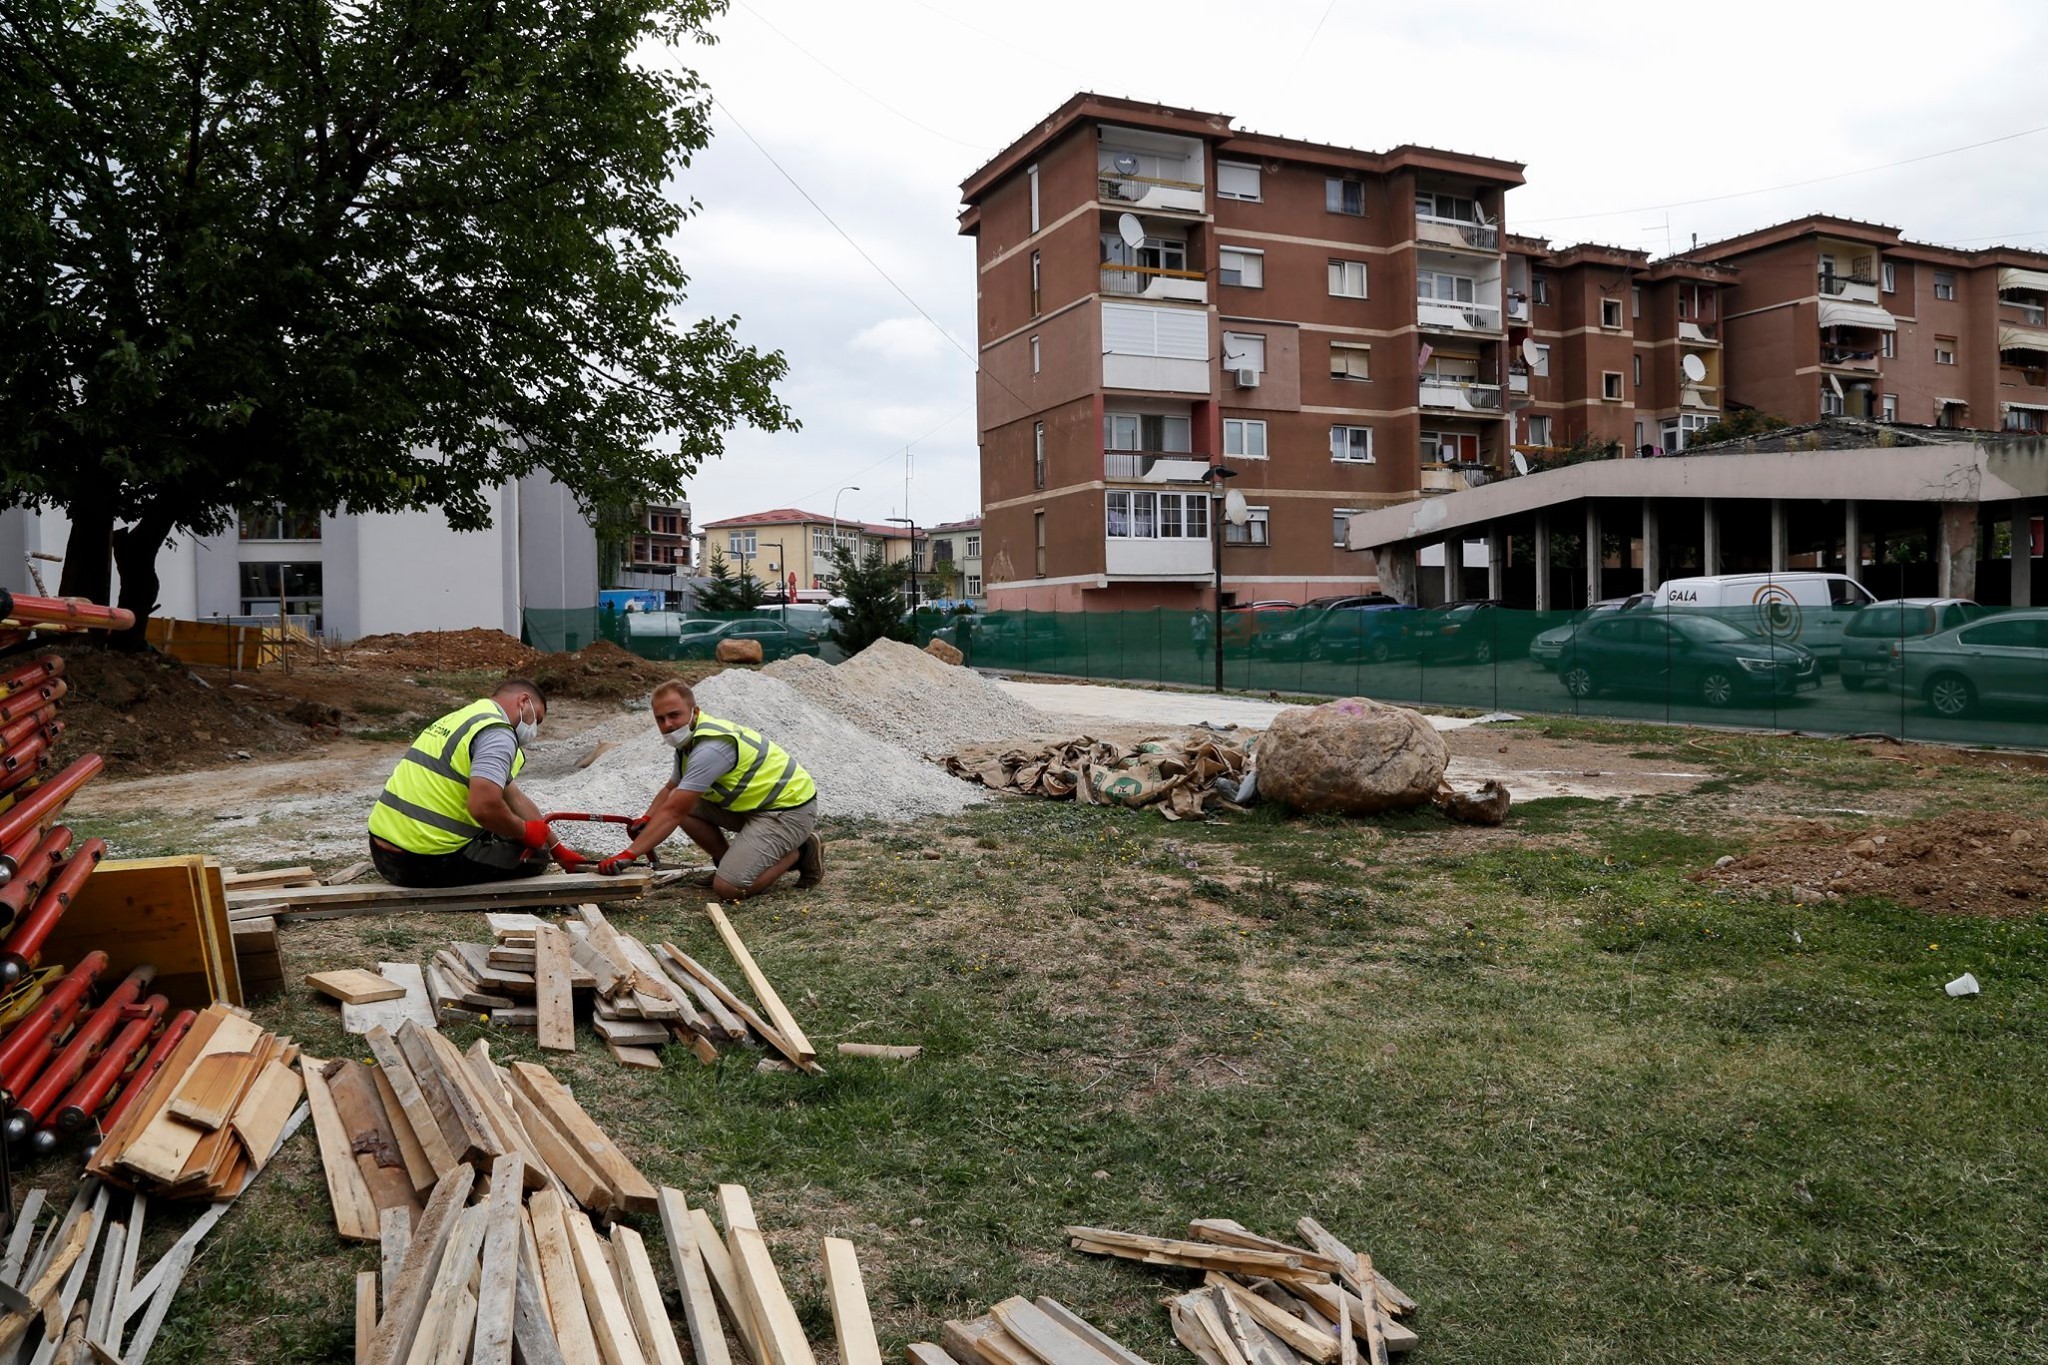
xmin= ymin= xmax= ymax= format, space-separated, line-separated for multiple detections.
xmin=849 ymin=317 xmax=955 ymax=363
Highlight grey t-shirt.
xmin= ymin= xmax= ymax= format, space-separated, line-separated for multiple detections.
xmin=468 ymin=725 xmax=519 ymax=789
xmin=674 ymin=738 xmax=738 ymax=794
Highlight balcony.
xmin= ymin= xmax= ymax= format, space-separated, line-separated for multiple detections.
xmin=1103 ymin=451 xmax=1212 ymax=482
xmin=1821 ymin=344 xmax=1881 ymax=371
xmin=1681 ymin=383 xmax=1720 ymax=410
xmin=1099 ymin=262 xmax=1207 ymax=303
xmin=1508 ymin=371 xmax=1530 ymax=394
xmin=1417 ymin=300 xmax=1502 ymax=333
xmin=1419 ymin=377 xmax=1504 ymax=412
xmin=1105 ymin=536 xmax=1212 ymax=577
xmin=1678 ymin=319 xmax=1719 ymax=344
xmin=1097 ymin=171 xmax=1204 ymax=215
xmin=1505 ymin=295 xmax=1531 ymax=323
xmin=1818 ymin=272 xmax=1880 ymax=305
xmin=1416 ymin=215 xmax=1499 ymax=252
xmin=2002 ymin=300 xmax=2048 ymax=328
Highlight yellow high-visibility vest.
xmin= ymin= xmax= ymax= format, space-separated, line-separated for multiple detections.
xmin=687 ymin=711 xmax=815 ymax=812
xmin=367 ymin=698 xmax=526 ymax=855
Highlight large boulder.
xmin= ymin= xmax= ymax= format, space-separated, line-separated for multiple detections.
xmin=1257 ymin=697 xmax=1447 ymax=815
xmin=924 ymin=637 xmax=964 ymax=666
xmin=715 ymin=638 xmax=764 ymax=665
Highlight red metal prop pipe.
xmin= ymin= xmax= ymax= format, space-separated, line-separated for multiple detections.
xmin=0 ymin=656 xmax=62 ymax=702
xmin=47 ymin=993 xmax=166 ymax=1140
xmin=0 ymin=707 xmax=58 ymax=755
xmin=88 ymin=1007 xmax=194 ymax=1154
xmin=0 ymin=680 xmax=64 ymax=727
xmin=0 ymin=837 xmax=104 ymax=987
xmin=8 ymin=964 xmax=156 ymax=1143
xmin=0 ymin=827 xmax=74 ymax=930
xmin=0 ymin=730 xmax=48 ymax=776
xmin=0 ymin=756 xmax=50 ymax=816
xmin=0 ymin=950 xmax=106 ymax=1083
xmin=0 ymin=1030 xmax=63 ymax=1110
xmin=0 ymin=755 xmax=101 ymax=855
xmin=0 ymin=593 xmax=132 ymax=632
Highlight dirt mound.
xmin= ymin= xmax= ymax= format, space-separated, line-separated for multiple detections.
xmin=1693 ymin=811 xmax=2048 ymax=916
xmin=344 ymin=628 xmax=541 ymax=674
xmin=528 ymin=639 xmax=681 ymax=701
xmin=47 ymin=646 xmax=316 ymax=775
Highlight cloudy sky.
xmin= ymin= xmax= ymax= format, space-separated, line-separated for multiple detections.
xmin=660 ymin=0 xmax=2048 ymax=532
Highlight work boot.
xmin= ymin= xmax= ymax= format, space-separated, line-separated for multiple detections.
xmin=796 ymin=832 xmax=825 ymax=888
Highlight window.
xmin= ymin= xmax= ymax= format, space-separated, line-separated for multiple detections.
xmin=1326 ymin=178 xmax=1364 ymax=216
xmin=1881 ymin=331 xmax=1896 ymax=359
xmin=1223 ymin=418 xmax=1268 ymax=459
xmin=1602 ymin=371 xmax=1624 ymax=401
xmin=1033 ymin=422 xmax=1046 ymax=487
xmin=1102 ymin=301 xmax=1208 ymax=359
xmin=1934 ymin=271 xmax=1956 ymax=301
xmin=1525 ymin=414 xmax=1553 ymax=445
xmin=1421 ymin=431 xmax=1478 ymax=464
xmin=1330 ymin=425 xmax=1374 ymax=463
xmin=1821 ymin=383 xmax=1845 ymax=417
xmin=1217 ymin=161 xmax=1261 ymax=202
xmin=1634 ymin=420 xmax=1646 ymax=451
xmin=1881 ymin=260 xmax=1896 ymax=294
xmin=1882 ymin=393 xmax=1898 ymax=422
xmin=1678 ymin=290 xmax=1692 ymax=318
xmin=965 ymin=574 xmax=982 ymax=596
xmin=1225 ymin=506 xmax=1270 ymax=545
xmin=727 ymin=531 xmax=756 ymax=555
xmin=1330 ymin=342 xmax=1372 ymax=381
xmin=1105 ymin=491 xmax=1211 ymax=539
xmin=1034 ymin=512 xmax=1045 ymax=576
xmin=1027 ymin=164 xmax=1039 ymax=233
xmin=1030 ymin=335 xmax=1041 ymax=374
xmin=1332 ymin=508 xmax=1361 ymax=546
xmin=2003 ymin=409 xmax=2045 ymax=433
xmin=1030 ymin=251 xmax=1041 ymax=315
xmin=1418 ymin=271 xmax=1475 ymax=303
xmin=238 ymin=563 xmax=323 ymax=623
xmin=1222 ymin=332 xmax=1267 ymax=372
xmin=1529 ymin=343 xmax=1551 ymax=377
xmin=1960 ymin=619 xmax=2048 ymax=649
xmin=1416 ymin=192 xmax=1477 ymax=222
xmin=931 ymin=539 xmax=954 ymax=564
xmin=1531 ymin=274 xmax=1551 ymax=305
xmin=1600 ymin=298 xmax=1624 ymax=328
xmin=1632 ymin=354 xmax=1642 ymax=387
xmin=965 ymin=534 xmax=980 ymax=557
xmin=1104 ymin=412 xmax=1191 ymax=452
xmin=238 ymin=504 xmax=320 ymax=541
xmin=1935 ymin=338 xmax=1957 ymax=365
xmin=1219 ymin=247 xmax=1263 ymax=288
xmin=1631 ymin=286 xmax=1642 ymax=319
xmin=1328 ymin=260 xmax=1369 ymax=298
xmin=812 ymin=526 xmax=858 ymax=558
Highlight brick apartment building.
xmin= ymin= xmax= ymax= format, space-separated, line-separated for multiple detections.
xmin=959 ymin=93 xmax=1524 ymax=610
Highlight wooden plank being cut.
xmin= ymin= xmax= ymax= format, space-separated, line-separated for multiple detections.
xmin=471 ymin=1155 xmax=526 ymax=1365
xmin=729 ymin=1225 xmax=817 ymax=1365
xmin=342 ymin=964 xmax=436 ymax=1036
xmin=823 ymin=1238 xmax=884 ymax=1365
xmin=164 ymin=1049 xmax=257 ymax=1131
xmin=704 ymin=905 xmax=814 ymax=1063
xmin=301 ymin=1057 xmax=380 ymax=1242
xmin=657 ymin=1190 xmax=731 ymax=1365
xmin=225 ymin=870 xmax=655 ymax=922
xmin=306 ymin=969 xmax=407 ymax=1005
xmin=507 ymin=1062 xmax=656 ymax=1214
xmin=564 ymin=1206 xmax=649 ymax=1365
xmin=527 ymin=1190 xmax=601 ymax=1365
xmin=533 ymin=924 xmax=577 ymax=1054
xmin=362 ymin=1163 xmax=477 ymax=1365
xmin=613 ymin=1225 xmax=687 ymax=1365
xmin=657 ymin=946 xmax=819 ymax=1074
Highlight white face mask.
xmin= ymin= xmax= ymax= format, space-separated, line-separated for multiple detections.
xmin=513 ymin=702 xmax=539 ymax=747
xmin=662 ymin=727 xmax=690 ymax=750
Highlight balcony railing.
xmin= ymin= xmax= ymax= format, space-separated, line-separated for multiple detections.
xmin=1822 ymin=345 xmax=1881 ymax=369
xmin=2003 ymin=301 xmax=2048 ymax=327
xmin=1104 ymin=450 xmax=1212 ymax=481
xmin=1678 ymin=319 xmax=1719 ymax=343
xmin=1818 ymin=272 xmax=1878 ymax=294
xmin=1416 ymin=215 xmax=1499 ymax=251
xmin=1505 ymin=296 xmax=1531 ymax=323
xmin=1419 ymin=377 xmax=1504 ymax=411
xmin=1417 ymin=300 xmax=1503 ymax=332
xmin=1099 ymin=262 xmax=1207 ymax=302
xmin=1098 ymin=174 xmax=1205 ymax=213
xmin=1508 ymin=371 xmax=1530 ymax=394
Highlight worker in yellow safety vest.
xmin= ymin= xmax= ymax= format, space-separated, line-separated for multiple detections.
xmin=596 ymin=678 xmax=823 ymax=900
xmin=366 ymin=679 xmax=590 ymax=887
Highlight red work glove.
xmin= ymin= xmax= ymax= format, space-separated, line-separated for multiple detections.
xmin=596 ymin=852 xmax=636 ymax=877
xmin=522 ymin=819 xmax=554 ymax=851
xmin=626 ymin=817 xmax=650 ymax=840
xmin=550 ymin=844 xmax=591 ymax=872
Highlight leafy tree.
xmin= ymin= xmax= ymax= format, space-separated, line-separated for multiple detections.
xmin=1692 ymin=408 xmax=1792 ymax=446
xmin=825 ymin=543 xmax=910 ymax=657
xmin=0 ymin=0 xmax=794 ymax=642
xmin=695 ymin=547 xmax=761 ymax=612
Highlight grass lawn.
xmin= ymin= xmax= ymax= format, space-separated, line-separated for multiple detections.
xmin=82 ymin=720 xmax=2048 ymax=1363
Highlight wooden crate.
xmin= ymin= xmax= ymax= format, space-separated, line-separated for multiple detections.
xmin=42 ymin=856 xmax=243 ymax=1008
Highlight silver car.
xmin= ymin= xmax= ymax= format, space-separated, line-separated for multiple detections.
xmin=1894 ymin=609 xmax=2048 ymax=717
xmin=1838 ymin=598 xmax=1980 ymax=691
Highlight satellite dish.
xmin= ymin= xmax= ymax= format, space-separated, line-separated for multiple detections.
xmin=1223 ymin=489 xmax=1250 ymax=526
xmin=1512 ymin=452 xmax=1531 ymax=476
xmin=1521 ymin=337 xmax=1543 ymax=367
xmin=1681 ymin=353 xmax=1707 ymax=383
xmin=1112 ymin=153 xmax=1140 ymax=176
xmin=1116 ymin=213 xmax=1146 ymax=250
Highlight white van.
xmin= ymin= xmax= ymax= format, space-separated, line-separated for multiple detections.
xmin=1652 ymin=572 xmax=1877 ymax=662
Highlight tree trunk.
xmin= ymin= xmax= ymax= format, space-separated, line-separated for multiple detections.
xmin=56 ymin=499 xmax=115 ymax=604
xmin=109 ymin=507 xmax=176 ymax=651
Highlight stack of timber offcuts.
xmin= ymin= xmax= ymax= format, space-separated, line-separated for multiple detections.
xmin=1067 ymin=1219 xmax=1419 ymax=1361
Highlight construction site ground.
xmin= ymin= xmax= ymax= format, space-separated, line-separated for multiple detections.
xmin=49 ymin=654 xmax=2048 ymax=1362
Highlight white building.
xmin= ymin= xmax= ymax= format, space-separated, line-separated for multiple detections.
xmin=0 ymin=472 xmax=597 ymax=642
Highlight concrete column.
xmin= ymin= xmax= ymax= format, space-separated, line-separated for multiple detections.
xmin=2013 ymin=502 xmax=2034 ymax=608
xmin=1937 ymin=503 xmax=1979 ymax=600
xmin=1640 ymin=500 xmax=1661 ymax=594
xmin=1770 ymin=499 xmax=1789 ymax=572
xmin=1584 ymin=502 xmax=1602 ymax=605
xmin=1379 ymin=544 xmax=1418 ymax=605
xmin=1486 ymin=524 xmax=1505 ymax=601
xmin=1533 ymin=512 xmax=1553 ymax=613
xmin=1443 ymin=537 xmax=1463 ymax=602
xmin=1844 ymin=499 xmax=1863 ymax=585
xmin=1702 ymin=498 xmax=1720 ymax=576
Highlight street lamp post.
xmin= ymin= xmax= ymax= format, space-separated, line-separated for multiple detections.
xmin=1206 ymin=466 xmax=1239 ymax=693
xmin=762 ymin=541 xmax=787 ymax=619
xmin=830 ymin=486 xmax=861 ymax=586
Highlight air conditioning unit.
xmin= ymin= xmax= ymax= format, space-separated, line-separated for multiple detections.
xmin=1233 ymin=368 xmax=1260 ymax=388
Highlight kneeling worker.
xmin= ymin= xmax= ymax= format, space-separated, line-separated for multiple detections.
xmin=367 ymin=678 xmax=588 ymax=886
xmin=596 ymin=679 xmax=822 ymax=899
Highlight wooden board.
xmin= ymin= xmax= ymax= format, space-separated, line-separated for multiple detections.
xmin=1293 ymin=1219 xmax=1414 ymax=1317
xmin=49 ymin=857 xmax=241 ymax=1010
xmin=361 ymin=1026 xmax=461 ymax=1179
xmin=528 ymin=1189 xmax=602 ymax=1365
xmin=690 ymin=1207 xmax=767 ymax=1365
xmin=116 ymin=1013 xmax=265 ymax=1184
xmin=164 ymin=1050 xmax=257 ymax=1131
xmin=823 ymin=1239 xmax=884 ymax=1365
xmin=226 ymin=870 xmax=655 ymax=923
xmin=836 ymin=1044 xmax=921 ymax=1061
xmin=307 ymin=969 xmax=407 ymax=1005
xmin=533 ymin=925 xmax=576 ymax=1054
xmin=614 ymin=1225 xmax=687 ymax=1365
xmin=485 ymin=913 xmax=549 ymax=939
xmin=302 ymin=1057 xmax=380 ymax=1242
xmin=223 ymin=865 xmax=318 ymax=890
xmin=507 ymin=1083 xmax=615 ymax=1215
xmin=728 ymin=1225 xmax=818 ymax=1365
xmin=1065 ymin=1228 xmax=1325 ymax=1282
xmin=507 ymin=1062 xmax=657 ymax=1214
xmin=366 ymin=1065 xmax=436 ymax=1196
xmin=565 ymin=1205 xmax=650 ymax=1365
xmin=228 ymin=1058 xmax=305 ymax=1164
xmin=606 ymin=1042 xmax=664 ymax=1071
xmin=364 ymin=1165 xmax=477 ymax=1365
xmin=1187 ymin=1220 xmax=1340 ymax=1275
xmin=657 ymin=1190 xmax=732 ymax=1365
xmin=472 ymin=1155 xmax=525 ymax=1365
xmin=1030 ymin=1301 xmax=1151 ymax=1365
xmin=1205 ymin=1275 xmax=1338 ymax=1362
xmin=657 ymin=946 xmax=820 ymax=1075
xmin=342 ymin=964 xmax=437 ymax=1036
xmin=988 ymin=1298 xmax=1122 ymax=1365
xmin=705 ymin=905 xmax=814 ymax=1063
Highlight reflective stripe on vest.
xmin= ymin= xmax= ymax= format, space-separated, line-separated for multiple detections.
xmin=687 ymin=712 xmax=816 ymax=813
xmin=366 ymin=698 xmax=527 ymax=855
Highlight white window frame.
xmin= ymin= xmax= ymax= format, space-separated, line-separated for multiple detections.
xmin=1034 ymin=421 xmax=1046 ymax=487
xmin=1881 ymin=331 xmax=1895 ymax=359
xmin=1602 ymin=371 xmax=1624 ymax=401
xmin=1419 ymin=271 xmax=1476 ymax=304
xmin=1525 ymin=414 xmax=1553 ymax=446
xmin=1030 ymin=335 xmax=1041 ymax=374
xmin=1225 ymin=505 xmax=1270 ymax=546
xmin=1332 ymin=508 xmax=1361 ymax=547
xmin=1631 ymin=285 xmax=1642 ymax=319
xmin=1105 ymin=490 xmax=1211 ymax=540
xmin=1416 ymin=191 xmax=1477 ymax=223
xmin=1326 ymin=177 xmax=1364 ymax=216
xmin=1104 ymin=412 xmax=1192 ymax=453
xmin=1219 ymin=247 xmax=1264 ymax=288
xmin=1881 ymin=260 xmax=1896 ymax=294
xmin=1222 ymin=331 xmax=1267 ymax=373
xmin=1030 ymin=250 xmax=1041 ymax=315
xmin=1934 ymin=271 xmax=1957 ymax=301
xmin=1632 ymin=354 xmax=1642 ymax=386
xmin=1328 ymin=259 xmax=1369 ymax=298
xmin=727 ymin=531 xmax=757 ymax=556
xmin=1530 ymin=343 xmax=1551 ymax=378
xmin=1330 ymin=342 xmax=1371 ymax=381
xmin=1531 ymin=274 xmax=1551 ymax=305
xmin=1223 ymin=418 xmax=1268 ymax=459
xmin=965 ymin=574 xmax=982 ymax=596
xmin=1027 ymin=164 xmax=1040 ymax=233
xmin=965 ymin=534 xmax=981 ymax=558
xmin=1935 ymin=339 xmax=1957 ymax=365
xmin=1217 ymin=161 xmax=1261 ymax=202
xmin=1330 ymin=425 xmax=1375 ymax=464
xmin=1881 ymin=393 xmax=1898 ymax=422
xmin=1421 ymin=430 xmax=1478 ymax=464
xmin=1821 ymin=383 xmax=1845 ymax=417
xmin=1600 ymin=297 xmax=1624 ymax=329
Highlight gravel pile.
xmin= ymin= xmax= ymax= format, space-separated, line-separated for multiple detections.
xmin=763 ymin=639 xmax=1052 ymax=757
xmin=538 ymin=668 xmax=987 ymax=821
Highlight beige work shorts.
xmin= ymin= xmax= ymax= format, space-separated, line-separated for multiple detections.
xmin=700 ymin=799 xmax=816 ymax=888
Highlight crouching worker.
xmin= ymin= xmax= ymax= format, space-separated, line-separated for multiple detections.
xmin=367 ymin=679 xmax=590 ymax=887
xmin=595 ymin=680 xmax=823 ymax=899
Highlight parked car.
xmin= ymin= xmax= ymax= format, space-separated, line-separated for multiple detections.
xmin=668 ymin=618 xmax=821 ymax=661
xmin=1401 ymin=600 xmax=1544 ymax=665
xmin=1838 ymin=598 xmax=1982 ymax=690
xmin=1528 ymin=594 xmax=1655 ymax=671
xmin=1652 ymin=571 xmax=1876 ymax=662
xmin=1893 ymin=609 xmax=2048 ymax=717
xmin=1558 ymin=612 xmax=1821 ymax=707
xmin=1255 ymin=602 xmax=1416 ymax=663
xmin=1219 ymin=600 xmax=1300 ymax=647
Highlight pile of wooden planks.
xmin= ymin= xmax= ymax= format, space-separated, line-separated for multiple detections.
xmin=83 ymin=1002 xmax=304 ymax=1201
xmin=306 ymin=1020 xmax=658 ymax=1234
xmin=930 ymin=1296 xmax=1167 ymax=1365
xmin=225 ymin=868 xmax=661 ymax=924
xmin=1066 ymin=1219 xmax=1418 ymax=1360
